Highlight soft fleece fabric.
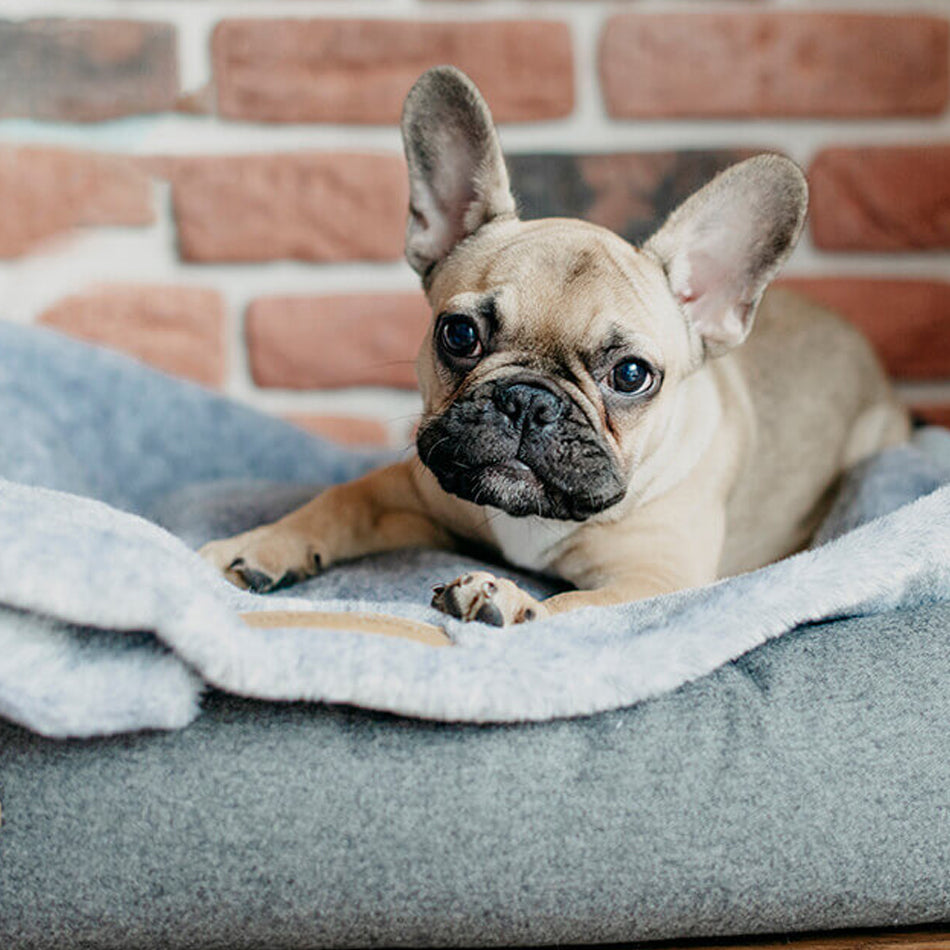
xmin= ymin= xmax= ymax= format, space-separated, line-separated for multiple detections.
xmin=0 ymin=322 xmax=948 ymax=737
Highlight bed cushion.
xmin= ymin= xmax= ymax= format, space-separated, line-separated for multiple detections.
xmin=2 ymin=599 xmax=948 ymax=948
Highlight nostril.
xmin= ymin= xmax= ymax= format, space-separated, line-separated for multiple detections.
xmin=494 ymin=385 xmax=525 ymax=421
xmin=532 ymin=398 xmax=560 ymax=426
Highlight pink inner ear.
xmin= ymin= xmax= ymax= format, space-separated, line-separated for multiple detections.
xmin=670 ymin=243 xmax=753 ymax=351
xmin=645 ymin=155 xmax=806 ymax=354
xmin=684 ymin=239 xmax=744 ymax=297
xmin=425 ymin=137 xmax=480 ymax=251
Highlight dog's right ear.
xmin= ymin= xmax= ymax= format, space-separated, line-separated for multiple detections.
xmin=400 ymin=66 xmax=516 ymax=278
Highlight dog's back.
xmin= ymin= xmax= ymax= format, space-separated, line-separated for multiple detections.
xmin=720 ymin=286 xmax=909 ymax=575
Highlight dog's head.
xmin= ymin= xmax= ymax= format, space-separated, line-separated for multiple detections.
xmin=404 ymin=67 xmax=807 ymax=521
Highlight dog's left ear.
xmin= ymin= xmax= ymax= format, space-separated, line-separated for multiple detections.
xmin=645 ymin=155 xmax=808 ymax=358
xmin=400 ymin=66 xmax=516 ymax=278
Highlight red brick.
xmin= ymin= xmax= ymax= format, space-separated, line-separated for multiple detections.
xmin=914 ymin=405 xmax=950 ymax=428
xmin=600 ymin=13 xmax=948 ymax=118
xmin=212 ymin=19 xmax=573 ymax=123
xmin=0 ymin=20 xmax=178 ymax=121
xmin=0 ymin=147 xmax=153 ymax=258
xmin=809 ymin=146 xmax=950 ymax=252
xmin=246 ymin=293 xmax=431 ymax=390
xmin=779 ymin=278 xmax=950 ymax=380
xmin=154 ymin=154 xmax=407 ymax=263
xmin=284 ymin=414 xmax=390 ymax=447
xmin=39 ymin=285 xmax=227 ymax=387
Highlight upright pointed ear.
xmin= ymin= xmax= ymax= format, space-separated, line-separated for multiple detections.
xmin=400 ymin=66 xmax=516 ymax=278
xmin=644 ymin=155 xmax=808 ymax=359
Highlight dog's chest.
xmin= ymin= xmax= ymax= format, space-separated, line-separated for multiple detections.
xmin=486 ymin=511 xmax=577 ymax=572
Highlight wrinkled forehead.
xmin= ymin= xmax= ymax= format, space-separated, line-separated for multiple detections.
xmin=429 ymin=219 xmax=684 ymax=357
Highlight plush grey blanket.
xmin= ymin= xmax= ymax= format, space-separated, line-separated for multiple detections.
xmin=2 ymin=323 xmax=949 ymax=738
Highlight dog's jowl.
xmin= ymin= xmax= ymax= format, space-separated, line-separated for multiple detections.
xmin=201 ymin=67 xmax=909 ymax=626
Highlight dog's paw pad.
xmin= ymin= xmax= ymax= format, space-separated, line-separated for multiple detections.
xmin=200 ymin=529 xmax=323 ymax=594
xmin=430 ymin=571 xmax=545 ymax=626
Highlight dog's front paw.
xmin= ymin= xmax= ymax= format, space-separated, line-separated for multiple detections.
xmin=431 ymin=571 xmax=546 ymax=627
xmin=199 ymin=525 xmax=324 ymax=593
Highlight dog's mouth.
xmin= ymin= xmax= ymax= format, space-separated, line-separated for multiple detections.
xmin=481 ymin=459 xmax=540 ymax=488
xmin=437 ymin=456 xmax=622 ymax=521
xmin=418 ymin=426 xmax=626 ymax=522
xmin=476 ymin=459 xmax=546 ymax=511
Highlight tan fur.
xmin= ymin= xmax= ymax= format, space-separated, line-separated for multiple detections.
xmin=200 ymin=70 xmax=908 ymax=626
xmin=201 ymin=218 xmax=906 ymax=621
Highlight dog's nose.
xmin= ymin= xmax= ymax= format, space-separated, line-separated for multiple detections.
xmin=494 ymin=382 xmax=564 ymax=428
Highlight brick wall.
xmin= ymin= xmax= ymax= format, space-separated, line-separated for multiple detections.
xmin=0 ymin=1 xmax=948 ymax=448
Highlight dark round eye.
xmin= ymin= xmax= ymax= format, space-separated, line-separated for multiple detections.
xmin=610 ymin=358 xmax=653 ymax=395
xmin=439 ymin=314 xmax=481 ymax=359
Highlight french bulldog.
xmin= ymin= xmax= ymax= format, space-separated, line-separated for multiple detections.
xmin=200 ymin=66 xmax=909 ymax=626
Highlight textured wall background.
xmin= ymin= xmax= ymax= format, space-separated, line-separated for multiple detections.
xmin=0 ymin=0 xmax=947 ymax=449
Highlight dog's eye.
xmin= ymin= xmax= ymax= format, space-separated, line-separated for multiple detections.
xmin=439 ymin=314 xmax=482 ymax=359
xmin=610 ymin=358 xmax=653 ymax=395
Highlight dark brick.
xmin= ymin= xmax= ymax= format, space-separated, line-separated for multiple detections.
xmin=0 ymin=20 xmax=179 ymax=121
xmin=507 ymin=150 xmax=763 ymax=244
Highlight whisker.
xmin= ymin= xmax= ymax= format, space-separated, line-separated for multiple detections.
xmin=385 ymin=413 xmax=424 ymax=423
xmin=422 ymin=436 xmax=450 ymax=468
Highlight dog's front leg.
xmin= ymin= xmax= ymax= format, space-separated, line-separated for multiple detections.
xmin=542 ymin=571 xmax=704 ymax=615
xmin=430 ymin=563 xmax=712 ymax=628
xmin=200 ymin=461 xmax=453 ymax=592
xmin=433 ymin=503 xmax=726 ymax=627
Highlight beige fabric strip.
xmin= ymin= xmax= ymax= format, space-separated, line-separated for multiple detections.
xmin=241 ymin=610 xmax=452 ymax=648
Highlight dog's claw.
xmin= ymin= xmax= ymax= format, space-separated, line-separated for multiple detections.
xmin=274 ymin=570 xmax=305 ymax=591
xmin=432 ymin=583 xmax=462 ymax=617
xmin=475 ymin=601 xmax=505 ymax=626
xmin=235 ymin=565 xmax=276 ymax=593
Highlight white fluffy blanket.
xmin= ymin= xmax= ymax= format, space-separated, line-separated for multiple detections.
xmin=1 ymin=324 xmax=948 ymax=737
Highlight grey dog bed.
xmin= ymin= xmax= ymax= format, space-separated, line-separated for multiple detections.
xmin=0 ymin=323 xmax=948 ymax=947
xmin=3 ymin=606 xmax=948 ymax=949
